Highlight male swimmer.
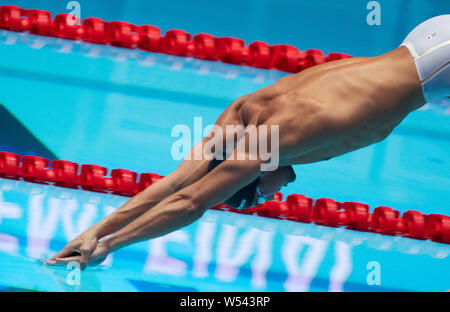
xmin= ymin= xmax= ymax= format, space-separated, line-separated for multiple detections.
xmin=46 ymin=15 xmax=449 ymax=266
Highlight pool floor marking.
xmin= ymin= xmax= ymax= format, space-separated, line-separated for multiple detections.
xmin=0 ymin=151 xmax=449 ymax=244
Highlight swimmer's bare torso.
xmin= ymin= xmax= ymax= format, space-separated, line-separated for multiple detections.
xmin=219 ymin=46 xmax=425 ymax=165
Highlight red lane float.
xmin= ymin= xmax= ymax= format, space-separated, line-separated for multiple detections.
xmin=107 ymin=21 xmax=140 ymax=48
xmin=137 ymin=173 xmax=163 ymax=193
xmin=51 ymin=160 xmax=79 ymax=188
xmin=286 ymin=194 xmax=313 ymax=222
xmin=193 ymin=33 xmax=219 ymax=61
xmin=20 ymin=155 xmax=51 ymax=183
xmin=341 ymin=202 xmax=370 ymax=231
xmin=138 ymin=25 xmax=162 ymax=52
xmin=79 ymin=164 xmax=109 ymax=192
xmin=327 ymin=52 xmax=353 ymax=62
xmin=23 ymin=9 xmax=53 ymax=36
xmin=161 ymin=29 xmax=192 ymax=56
xmin=53 ymin=13 xmax=84 ymax=40
xmin=303 ymin=49 xmax=327 ymax=69
xmin=426 ymin=214 xmax=450 ymax=244
xmin=0 ymin=4 xmax=353 ymax=73
xmin=402 ymin=210 xmax=427 ymax=240
xmin=82 ymin=17 xmax=109 ymax=44
xmin=215 ymin=37 xmax=247 ymax=65
xmin=370 ymin=206 xmax=404 ymax=235
xmin=248 ymin=41 xmax=272 ymax=69
xmin=110 ymin=169 xmax=137 ymax=196
xmin=270 ymin=44 xmax=301 ymax=73
xmin=312 ymin=198 xmax=346 ymax=227
xmin=0 ymin=5 xmax=30 ymax=32
xmin=0 ymin=151 xmax=21 ymax=178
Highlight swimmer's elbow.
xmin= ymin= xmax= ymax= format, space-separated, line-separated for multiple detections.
xmin=174 ymin=192 xmax=206 ymax=220
xmin=187 ymin=200 xmax=206 ymax=219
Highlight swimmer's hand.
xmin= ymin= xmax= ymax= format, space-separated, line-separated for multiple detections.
xmin=45 ymin=241 xmax=109 ymax=269
xmin=44 ymin=240 xmax=109 ymax=269
xmin=44 ymin=230 xmax=100 ymax=267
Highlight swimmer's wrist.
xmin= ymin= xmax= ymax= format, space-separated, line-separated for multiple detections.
xmin=89 ymin=214 xmax=127 ymax=240
xmin=98 ymin=236 xmax=115 ymax=252
xmin=100 ymin=232 xmax=128 ymax=252
xmin=85 ymin=223 xmax=107 ymax=240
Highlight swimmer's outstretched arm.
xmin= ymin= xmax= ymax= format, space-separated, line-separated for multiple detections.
xmin=44 ymin=138 xmax=216 ymax=265
xmin=50 ymin=145 xmax=262 ymax=265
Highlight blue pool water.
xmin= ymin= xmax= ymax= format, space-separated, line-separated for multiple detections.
xmin=0 ymin=0 xmax=449 ymax=292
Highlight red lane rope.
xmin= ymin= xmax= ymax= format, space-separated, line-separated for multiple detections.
xmin=0 ymin=4 xmax=353 ymax=73
xmin=1 ymin=151 xmax=449 ymax=244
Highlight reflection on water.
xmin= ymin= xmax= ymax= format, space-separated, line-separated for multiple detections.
xmin=0 ymin=178 xmax=449 ymax=292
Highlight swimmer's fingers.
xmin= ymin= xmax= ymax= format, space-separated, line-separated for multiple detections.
xmin=87 ymin=242 xmax=110 ymax=265
xmin=42 ymin=256 xmax=82 ymax=269
xmin=44 ymin=246 xmax=78 ymax=265
xmin=46 ymin=246 xmax=107 ymax=268
xmin=54 ymin=256 xmax=81 ymax=263
xmin=78 ymin=246 xmax=93 ymax=265
xmin=52 ymin=256 xmax=87 ymax=270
